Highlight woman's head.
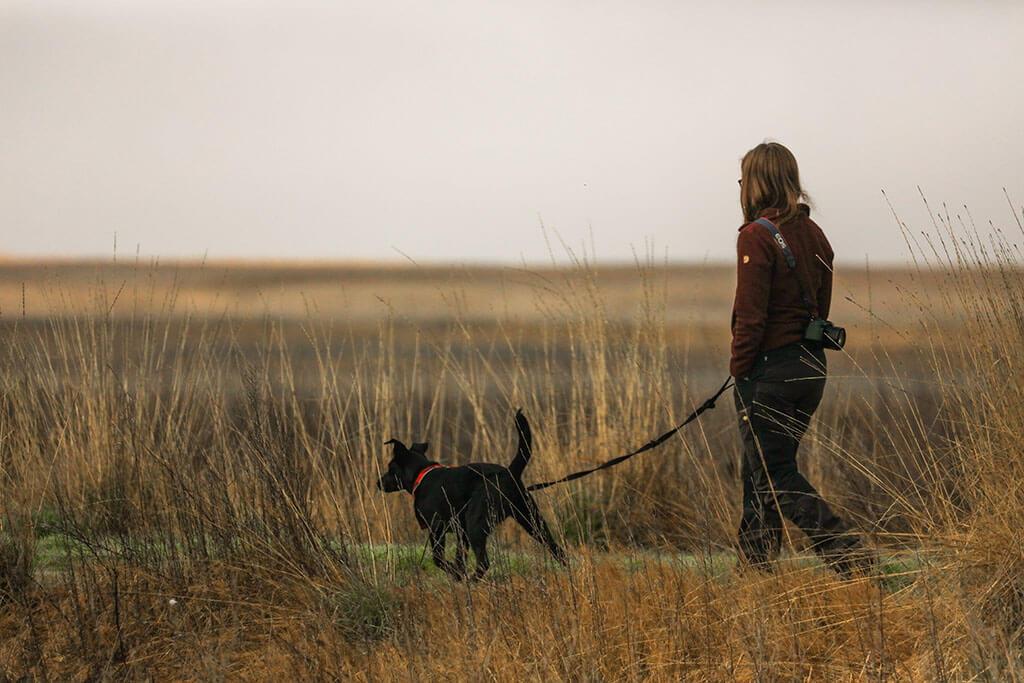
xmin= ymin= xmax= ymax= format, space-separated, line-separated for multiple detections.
xmin=739 ymin=141 xmax=809 ymax=224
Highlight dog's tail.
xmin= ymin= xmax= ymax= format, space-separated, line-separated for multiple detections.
xmin=507 ymin=409 xmax=532 ymax=479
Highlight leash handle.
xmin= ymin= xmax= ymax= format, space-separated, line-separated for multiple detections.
xmin=526 ymin=377 xmax=734 ymax=492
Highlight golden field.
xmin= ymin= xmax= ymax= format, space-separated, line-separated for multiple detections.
xmin=0 ymin=214 xmax=1022 ymax=680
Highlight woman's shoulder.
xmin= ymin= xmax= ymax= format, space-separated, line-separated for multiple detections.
xmin=800 ymin=211 xmax=834 ymax=259
xmin=736 ymin=220 xmax=778 ymax=263
xmin=737 ymin=220 xmax=775 ymax=244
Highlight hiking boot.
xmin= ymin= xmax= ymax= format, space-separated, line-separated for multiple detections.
xmin=819 ymin=534 xmax=873 ymax=579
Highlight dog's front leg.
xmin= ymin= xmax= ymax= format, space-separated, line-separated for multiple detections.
xmin=428 ymin=522 xmax=456 ymax=577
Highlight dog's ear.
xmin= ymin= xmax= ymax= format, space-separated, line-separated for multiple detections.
xmin=384 ymin=438 xmax=407 ymax=455
xmin=410 ymin=442 xmax=429 ymax=455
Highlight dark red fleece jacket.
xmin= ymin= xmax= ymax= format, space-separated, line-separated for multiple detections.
xmin=730 ymin=204 xmax=834 ymax=378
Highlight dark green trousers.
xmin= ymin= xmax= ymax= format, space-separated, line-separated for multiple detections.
xmin=734 ymin=342 xmax=853 ymax=568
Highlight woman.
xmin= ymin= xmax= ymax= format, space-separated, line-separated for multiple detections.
xmin=730 ymin=141 xmax=862 ymax=576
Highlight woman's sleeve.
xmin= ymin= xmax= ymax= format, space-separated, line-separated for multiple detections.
xmin=730 ymin=227 xmax=774 ymax=378
xmin=816 ymin=235 xmax=835 ymax=320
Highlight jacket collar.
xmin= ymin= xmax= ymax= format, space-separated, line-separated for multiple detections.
xmin=738 ymin=203 xmax=810 ymax=231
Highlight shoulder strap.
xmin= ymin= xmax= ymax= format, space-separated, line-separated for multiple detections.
xmin=753 ymin=218 xmax=818 ymax=319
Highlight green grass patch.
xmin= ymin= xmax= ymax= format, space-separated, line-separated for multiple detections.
xmin=29 ymin=530 xmax=925 ymax=591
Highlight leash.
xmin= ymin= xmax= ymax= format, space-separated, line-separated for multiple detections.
xmin=527 ymin=376 xmax=734 ymax=492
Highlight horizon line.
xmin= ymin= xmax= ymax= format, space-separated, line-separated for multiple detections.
xmin=0 ymin=254 xmax=916 ymax=269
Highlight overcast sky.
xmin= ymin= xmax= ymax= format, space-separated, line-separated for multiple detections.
xmin=2 ymin=1 xmax=1021 ymax=264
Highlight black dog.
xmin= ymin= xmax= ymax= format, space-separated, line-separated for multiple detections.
xmin=376 ymin=410 xmax=566 ymax=579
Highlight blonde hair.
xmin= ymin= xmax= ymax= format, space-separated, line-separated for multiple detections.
xmin=739 ymin=141 xmax=809 ymax=224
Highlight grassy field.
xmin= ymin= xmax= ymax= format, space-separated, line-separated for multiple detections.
xmin=1 ymin=209 xmax=1023 ymax=679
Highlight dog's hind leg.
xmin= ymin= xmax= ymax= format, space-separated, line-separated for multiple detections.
xmin=512 ymin=494 xmax=567 ymax=566
xmin=463 ymin=498 xmax=495 ymax=580
xmin=468 ymin=529 xmax=490 ymax=580
xmin=452 ymin=521 xmax=469 ymax=580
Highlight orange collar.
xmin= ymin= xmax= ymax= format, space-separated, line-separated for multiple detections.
xmin=411 ymin=464 xmax=444 ymax=495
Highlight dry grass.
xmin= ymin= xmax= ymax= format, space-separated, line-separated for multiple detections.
xmin=0 ymin=201 xmax=1023 ymax=679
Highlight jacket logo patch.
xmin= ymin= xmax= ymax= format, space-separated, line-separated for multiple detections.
xmin=742 ymin=255 xmax=750 ymax=264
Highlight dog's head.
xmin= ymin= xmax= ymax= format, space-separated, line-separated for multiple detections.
xmin=376 ymin=439 xmax=430 ymax=493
